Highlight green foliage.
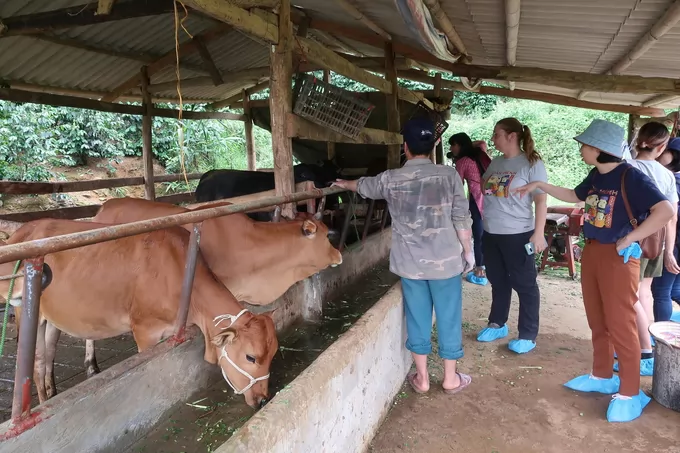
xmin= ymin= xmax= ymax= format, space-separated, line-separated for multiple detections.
xmin=0 ymin=75 xmax=630 ymax=194
xmin=444 ymin=97 xmax=628 ymax=188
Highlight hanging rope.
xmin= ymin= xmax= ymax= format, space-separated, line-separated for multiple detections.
xmin=0 ymin=260 xmax=21 ymax=357
xmin=173 ymin=0 xmax=193 ymax=186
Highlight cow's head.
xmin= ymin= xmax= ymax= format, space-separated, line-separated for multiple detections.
xmin=295 ymin=160 xmax=341 ymax=188
xmin=211 ymin=309 xmax=278 ymax=409
xmin=298 ymin=198 xmax=343 ymax=269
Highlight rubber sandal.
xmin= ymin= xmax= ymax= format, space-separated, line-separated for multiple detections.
xmin=407 ymin=372 xmax=428 ymax=394
xmin=443 ymin=372 xmax=472 ymax=395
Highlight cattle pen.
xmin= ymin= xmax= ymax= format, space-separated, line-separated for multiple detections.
xmin=2 ymin=0 xmax=680 ymax=452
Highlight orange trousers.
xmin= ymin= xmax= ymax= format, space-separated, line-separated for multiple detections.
xmin=581 ymin=240 xmax=640 ymax=396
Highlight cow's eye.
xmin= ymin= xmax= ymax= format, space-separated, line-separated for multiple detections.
xmin=246 ymin=354 xmax=256 ymax=364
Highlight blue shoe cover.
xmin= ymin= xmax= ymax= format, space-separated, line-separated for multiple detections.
xmin=613 ymin=358 xmax=654 ymax=376
xmin=671 ymin=311 xmax=680 ymax=323
xmin=476 ymin=324 xmax=508 ymax=342
xmin=508 ymin=339 xmax=536 ymax=354
xmin=465 ymin=273 xmax=488 ymax=286
xmin=564 ymin=374 xmax=620 ymax=394
xmin=606 ymin=390 xmax=652 ymax=423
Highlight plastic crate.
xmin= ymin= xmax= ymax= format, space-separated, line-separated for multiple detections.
xmin=402 ymin=101 xmax=449 ymax=142
xmin=293 ymin=74 xmax=375 ymax=139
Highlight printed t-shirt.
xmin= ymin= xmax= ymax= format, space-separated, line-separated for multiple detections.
xmin=574 ymin=163 xmax=666 ymax=244
xmin=482 ymin=154 xmax=548 ymax=234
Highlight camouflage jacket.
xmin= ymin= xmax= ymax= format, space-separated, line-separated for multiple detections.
xmin=357 ymin=158 xmax=472 ymax=280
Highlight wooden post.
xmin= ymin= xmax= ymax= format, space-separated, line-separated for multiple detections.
xmin=243 ymin=90 xmax=256 ymax=171
xmin=270 ymin=0 xmax=296 ymax=218
xmin=384 ymin=42 xmax=401 ymax=169
xmin=140 ymin=66 xmax=155 ymax=201
xmin=628 ymin=113 xmax=639 ymax=159
xmin=323 ymin=69 xmax=336 ymax=162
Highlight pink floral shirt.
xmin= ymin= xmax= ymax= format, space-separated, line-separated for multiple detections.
xmin=455 ymin=156 xmax=484 ymax=213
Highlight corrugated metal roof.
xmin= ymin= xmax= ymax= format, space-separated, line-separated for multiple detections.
xmin=0 ymin=0 xmax=679 ymax=109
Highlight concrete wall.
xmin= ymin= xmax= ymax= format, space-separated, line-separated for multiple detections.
xmin=0 ymin=229 xmax=392 ymax=452
xmin=0 ymin=327 xmax=220 ymax=452
xmin=216 ymin=283 xmax=411 ymax=453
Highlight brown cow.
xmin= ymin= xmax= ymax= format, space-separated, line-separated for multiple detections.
xmin=1 ymin=219 xmax=278 ymax=408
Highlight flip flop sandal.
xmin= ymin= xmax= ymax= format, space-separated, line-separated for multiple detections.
xmin=407 ymin=372 xmax=428 ymax=394
xmin=443 ymin=372 xmax=472 ymax=395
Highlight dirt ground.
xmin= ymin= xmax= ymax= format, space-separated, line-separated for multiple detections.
xmin=369 ymin=272 xmax=680 ymax=453
xmin=0 ymin=157 xmax=166 ymax=215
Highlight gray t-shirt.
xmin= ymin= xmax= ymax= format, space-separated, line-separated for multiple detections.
xmin=482 ymin=154 xmax=548 ymax=234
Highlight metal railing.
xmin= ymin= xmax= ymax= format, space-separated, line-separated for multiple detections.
xmin=2 ymin=185 xmax=349 ymax=428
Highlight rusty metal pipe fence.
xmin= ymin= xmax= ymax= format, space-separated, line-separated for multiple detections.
xmin=2 ymin=185 xmax=362 ymax=427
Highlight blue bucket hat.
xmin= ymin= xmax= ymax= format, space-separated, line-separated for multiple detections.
xmin=403 ymin=116 xmax=435 ymax=154
xmin=574 ymin=119 xmax=626 ymax=158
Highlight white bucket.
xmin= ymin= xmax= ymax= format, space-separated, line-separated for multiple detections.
xmin=649 ymin=321 xmax=680 ymax=412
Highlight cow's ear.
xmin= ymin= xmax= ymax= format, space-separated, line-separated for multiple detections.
xmin=301 ymin=220 xmax=317 ymax=237
xmin=212 ymin=329 xmax=237 ymax=348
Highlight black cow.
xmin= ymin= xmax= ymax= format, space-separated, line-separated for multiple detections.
xmin=195 ymin=160 xmax=342 ymax=221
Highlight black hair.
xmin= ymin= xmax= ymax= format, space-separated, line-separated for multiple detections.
xmin=663 ymin=147 xmax=680 ymax=173
xmin=636 ymin=122 xmax=670 ymax=152
xmin=408 ymin=142 xmax=435 ymax=156
xmin=596 ymin=152 xmax=623 ymax=164
xmin=448 ymin=132 xmax=487 ymax=175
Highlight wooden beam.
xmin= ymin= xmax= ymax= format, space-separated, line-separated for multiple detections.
xmin=335 ymin=0 xmax=391 ymax=41
xmin=270 ymin=0 xmax=296 ymax=218
xmin=30 ymin=34 xmax=209 ymax=74
xmin=287 ymin=113 xmax=402 ymax=145
xmin=308 ymin=18 xmax=680 ymax=96
xmin=195 ymin=36 xmax=224 ymax=85
xmin=385 ymin=42 xmax=401 ymax=169
xmin=97 ymin=0 xmax=116 ymax=15
xmin=422 ymin=0 xmax=468 ymax=59
xmin=324 ymin=69 xmax=336 ymax=161
xmin=309 ymin=30 xmax=364 ymax=57
xmin=611 ymin=2 xmax=680 ymax=75
xmin=505 ymin=0 xmax=520 ymax=66
xmin=400 ymin=69 xmax=667 ymax=116
xmin=434 ymin=73 xmax=442 ymax=97
xmin=182 ymin=0 xmax=278 ymax=44
xmin=643 ymin=93 xmax=680 ymax=107
xmin=0 ymin=0 xmax=174 ymax=36
xmin=0 ymin=86 xmax=243 ymax=118
xmin=140 ymin=67 xmax=155 ymax=201
xmin=244 ymin=91 xmax=257 ymax=171
xmin=101 ymin=25 xmax=230 ymax=102
xmin=0 ymin=173 xmax=203 ymax=196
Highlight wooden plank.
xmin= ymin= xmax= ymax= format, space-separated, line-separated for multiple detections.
xmin=195 ymin=36 xmax=224 ymax=85
xmin=140 ymin=67 xmax=156 ymax=201
xmin=308 ymin=18 xmax=680 ymax=96
xmin=398 ymin=70 xmax=667 ymax=117
xmin=0 ymin=0 xmax=174 ymax=36
xmin=151 ymin=108 xmax=245 ymax=121
xmin=244 ymin=91 xmax=257 ymax=171
xmin=296 ymin=36 xmax=392 ymax=93
xmin=287 ymin=113 xmax=402 ymax=145
xmin=270 ymin=0 xmax=296 ymax=219
xmin=0 ymin=173 xmax=202 ymax=196
xmin=0 ymin=205 xmax=101 ymax=223
xmin=97 ymin=0 xmax=116 ymax=15
xmin=323 ymin=69 xmax=336 ymax=160
xmin=384 ymin=42 xmax=401 ymax=169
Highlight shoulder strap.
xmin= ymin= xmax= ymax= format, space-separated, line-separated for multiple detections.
xmin=620 ymin=166 xmax=638 ymax=228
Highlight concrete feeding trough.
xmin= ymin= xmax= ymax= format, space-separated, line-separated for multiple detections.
xmin=0 ymin=229 xmax=396 ymax=453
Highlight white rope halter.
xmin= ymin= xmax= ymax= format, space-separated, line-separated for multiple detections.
xmin=213 ymin=309 xmax=270 ymax=395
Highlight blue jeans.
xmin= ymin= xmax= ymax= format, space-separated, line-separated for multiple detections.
xmin=651 ymin=247 xmax=680 ymax=321
xmin=401 ymin=275 xmax=464 ymax=360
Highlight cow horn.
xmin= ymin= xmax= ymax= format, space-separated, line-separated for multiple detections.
xmin=272 ymin=206 xmax=282 ymax=223
xmin=314 ymin=196 xmax=326 ymax=221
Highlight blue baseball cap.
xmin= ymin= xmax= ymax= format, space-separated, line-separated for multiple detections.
xmin=402 ymin=117 xmax=436 ymax=154
xmin=668 ymin=137 xmax=680 ymax=152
